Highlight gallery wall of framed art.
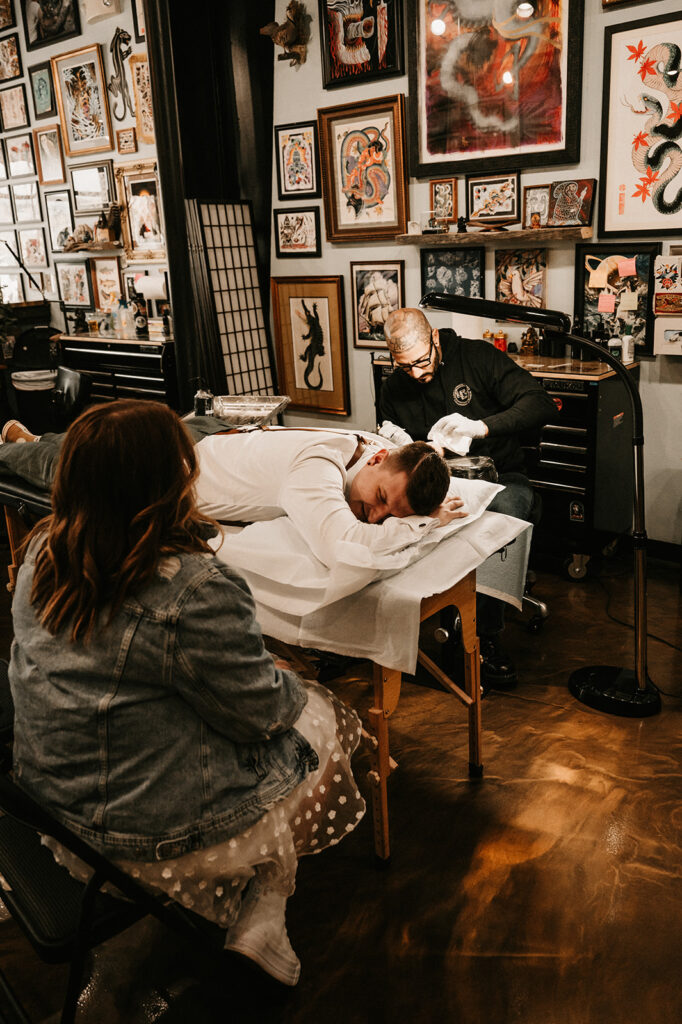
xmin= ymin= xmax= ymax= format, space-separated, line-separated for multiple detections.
xmin=268 ymin=0 xmax=682 ymax=548
xmin=0 ymin=0 xmax=167 ymax=324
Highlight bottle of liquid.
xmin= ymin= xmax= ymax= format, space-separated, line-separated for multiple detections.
xmin=481 ymin=329 xmax=494 ymax=345
xmin=607 ymin=332 xmax=622 ymax=363
xmin=118 ymin=300 xmax=135 ymax=338
xmin=621 ymin=325 xmax=634 ymax=364
xmin=193 ymin=379 xmax=214 ymax=416
xmin=493 ymin=329 xmax=507 ymax=352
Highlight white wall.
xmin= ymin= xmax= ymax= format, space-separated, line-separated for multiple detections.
xmin=270 ymin=0 xmax=682 ymax=546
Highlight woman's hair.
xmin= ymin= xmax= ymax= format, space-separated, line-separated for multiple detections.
xmin=29 ymin=400 xmax=218 ymax=642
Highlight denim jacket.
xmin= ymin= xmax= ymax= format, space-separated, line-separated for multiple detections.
xmin=9 ymin=543 xmax=317 ymax=861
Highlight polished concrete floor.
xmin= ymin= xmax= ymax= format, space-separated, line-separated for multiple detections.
xmin=0 ymin=549 xmax=680 ymax=1023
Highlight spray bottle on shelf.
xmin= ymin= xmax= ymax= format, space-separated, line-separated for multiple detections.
xmin=193 ymin=378 xmax=214 ymax=416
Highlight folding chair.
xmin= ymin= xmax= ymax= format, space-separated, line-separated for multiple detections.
xmin=0 ymin=771 xmax=229 ymax=1023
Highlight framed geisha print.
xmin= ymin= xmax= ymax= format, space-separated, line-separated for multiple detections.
xmin=274 ymin=121 xmax=320 ymax=200
xmin=318 ymin=94 xmax=409 ymax=243
xmin=407 ymin=0 xmax=584 ymax=177
xmin=598 ymin=14 xmax=682 ymax=238
xmin=318 ymin=0 xmax=404 ymax=89
xmin=51 ymin=44 xmax=113 ymax=157
xmin=270 ymin=276 xmax=349 ymax=415
xmin=115 ymin=160 xmax=165 ymax=261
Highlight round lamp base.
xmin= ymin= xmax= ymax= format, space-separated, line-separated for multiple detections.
xmin=568 ymin=666 xmax=661 ymax=718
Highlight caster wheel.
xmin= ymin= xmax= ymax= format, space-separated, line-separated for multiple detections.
xmin=527 ymin=615 xmax=544 ymax=633
xmin=565 ymin=554 xmax=589 ymax=580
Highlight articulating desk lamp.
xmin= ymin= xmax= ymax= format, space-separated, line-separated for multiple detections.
xmin=419 ymin=291 xmax=661 ymax=718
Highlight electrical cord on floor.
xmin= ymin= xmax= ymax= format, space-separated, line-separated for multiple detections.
xmin=596 ymin=577 xmax=682 ymax=653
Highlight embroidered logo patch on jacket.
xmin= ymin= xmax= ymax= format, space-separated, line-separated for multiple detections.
xmin=453 ymin=384 xmax=472 ymax=406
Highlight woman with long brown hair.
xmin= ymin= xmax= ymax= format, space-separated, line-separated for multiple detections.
xmin=9 ymin=400 xmax=365 ymax=986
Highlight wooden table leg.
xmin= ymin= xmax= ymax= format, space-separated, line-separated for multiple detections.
xmin=366 ymin=663 xmax=401 ymax=863
xmin=458 ymin=574 xmax=483 ymax=777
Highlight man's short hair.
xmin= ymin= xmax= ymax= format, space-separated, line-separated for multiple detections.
xmin=385 ymin=441 xmax=449 ymax=515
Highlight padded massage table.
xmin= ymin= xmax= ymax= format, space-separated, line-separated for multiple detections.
xmin=0 ymin=475 xmax=531 ymax=862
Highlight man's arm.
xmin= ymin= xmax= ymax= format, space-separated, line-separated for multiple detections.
xmin=477 ymin=346 xmax=556 ymax=436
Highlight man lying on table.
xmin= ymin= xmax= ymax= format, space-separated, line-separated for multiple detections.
xmin=0 ymin=408 xmax=465 ymax=571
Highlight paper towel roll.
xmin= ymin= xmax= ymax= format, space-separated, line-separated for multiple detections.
xmin=136 ymin=274 xmax=167 ymax=301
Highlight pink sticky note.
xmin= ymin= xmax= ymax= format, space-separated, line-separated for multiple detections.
xmin=598 ymin=292 xmax=616 ymax=313
xmin=618 ymin=257 xmax=637 ymax=277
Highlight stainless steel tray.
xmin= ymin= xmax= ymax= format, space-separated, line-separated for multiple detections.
xmin=212 ymin=394 xmax=290 ymax=426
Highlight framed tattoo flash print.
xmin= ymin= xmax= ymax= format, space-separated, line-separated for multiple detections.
xmin=599 ymin=13 xmax=682 ymax=237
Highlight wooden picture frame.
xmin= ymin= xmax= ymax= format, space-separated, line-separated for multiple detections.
xmin=44 ymin=188 xmax=74 ymax=251
xmin=0 ymin=1 xmax=16 ymax=32
xmin=51 ymin=44 xmax=113 ymax=157
xmin=0 ymin=83 xmax=29 ymax=131
xmin=465 ymin=172 xmax=520 ymax=225
xmin=132 ymin=0 xmax=145 ymax=44
xmin=522 ymin=185 xmax=551 ymax=229
xmin=318 ymin=0 xmax=404 ymax=90
xmin=18 ymin=226 xmax=48 ymax=269
xmin=33 ymin=124 xmax=66 ymax=185
xmin=55 ymin=258 xmax=93 ymax=309
xmin=0 ymin=32 xmax=21 ymax=83
xmin=129 ymin=54 xmax=154 ymax=145
xmin=318 ymin=93 xmax=409 ymax=243
xmin=116 ymin=127 xmax=137 ymax=155
xmin=0 ymin=184 xmax=13 ymax=224
xmin=429 ymin=178 xmax=457 ymax=224
xmin=271 ymin=275 xmax=349 ymax=415
xmin=350 ymin=259 xmax=404 ymax=350
xmin=70 ymin=160 xmax=114 ymax=212
xmin=6 ymin=133 xmax=35 ymax=178
xmin=407 ymin=0 xmax=584 ymax=178
xmin=573 ymin=242 xmax=661 ymax=356
xmin=0 ymin=229 xmax=18 ymax=267
xmin=273 ymin=207 xmax=321 ymax=259
xmin=598 ymin=13 xmax=682 ymax=238
xmin=274 ymin=120 xmax=321 ymax=201
xmin=90 ymin=256 xmax=123 ymax=309
xmin=0 ymin=139 xmax=6 ymax=181
xmin=28 ymin=60 xmax=56 ymax=120
xmin=0 ymin=272 xmax=23 ymax=302
xmin=21 ymin=0 xmax=80 ymax=51
xmin=114 ymin=159 xmax=165 ymax=261
xmin=495 ymin=248 xmax=547 ymax=308
xmin=420 ymin=247 xmax=485 ymax=300
xmin=11 ymin=181 xmax=40 ymax=222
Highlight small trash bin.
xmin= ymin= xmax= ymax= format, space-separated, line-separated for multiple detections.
xmin=8 ymin=328 xmax=62 ymax=434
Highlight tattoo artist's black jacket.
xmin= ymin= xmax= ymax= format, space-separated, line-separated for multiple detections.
xmin=379 ymin=329 xmax=557 ymax=475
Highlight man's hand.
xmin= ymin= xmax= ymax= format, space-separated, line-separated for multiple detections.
xmin=430 ymin=495 xmax=468 ymax=526
xmin=428 ymin=413 xmax=488 ymax=456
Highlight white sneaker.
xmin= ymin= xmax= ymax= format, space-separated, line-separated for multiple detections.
xmin=224 ymin=882 xmax=300 ymax=986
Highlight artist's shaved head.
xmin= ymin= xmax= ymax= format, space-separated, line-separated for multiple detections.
xmin=384 ymin=308 xmax=432 ymax=354
xmin=384 ymin=308 xmax=442 ymax=383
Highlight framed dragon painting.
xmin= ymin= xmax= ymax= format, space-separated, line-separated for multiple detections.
xmin=406 ymin=0 xmax=584 ymax=178
xmin=318 ymin=94 xmax=409 ymax=243
xmin=598 ymin=13 xmax=682 ymax=238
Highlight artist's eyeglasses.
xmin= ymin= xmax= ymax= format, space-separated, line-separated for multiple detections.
xmin=390 ymin=337 xmax=436 ymax=373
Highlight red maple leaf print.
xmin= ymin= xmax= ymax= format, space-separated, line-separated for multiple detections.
xmin=640 ymin=166 xmax=659 ymax=185
xmin=632 ymin=182 xmax=651 ymax=203
xmin=668 ymin=99 xmax=682 ymax=121
xmin=638 ymin=57 xmax=657 ymax=81
xmin=632 ymin=131 xmax=649 ymax=151
xmin=626 ymin=41 xmax=646 ymax=62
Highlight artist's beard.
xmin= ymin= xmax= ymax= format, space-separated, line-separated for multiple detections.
xmin=415 ymin=347 xmax=441 ymax=384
